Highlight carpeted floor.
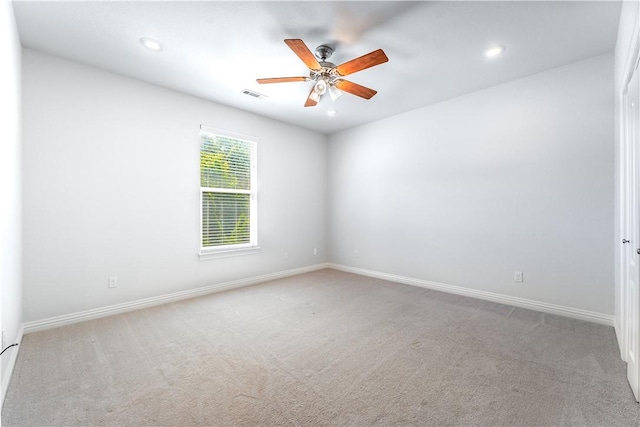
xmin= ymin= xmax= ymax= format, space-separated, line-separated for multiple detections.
xmin=2 ymin=269 xmax=640 ymax=426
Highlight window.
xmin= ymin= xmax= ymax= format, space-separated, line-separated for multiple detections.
xmin=199 ymin=126 xmax=257 ymax=259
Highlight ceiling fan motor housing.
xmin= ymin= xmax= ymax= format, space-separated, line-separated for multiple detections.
xmin=311 ymin=62 xmax=338 ymax=83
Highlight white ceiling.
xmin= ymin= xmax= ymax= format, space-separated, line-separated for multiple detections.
xmin=13 ymin=1 xmax=621 ymax=135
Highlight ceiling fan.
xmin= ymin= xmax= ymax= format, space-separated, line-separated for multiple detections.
xmin=257 ymin=39 xmax=389 ymax=107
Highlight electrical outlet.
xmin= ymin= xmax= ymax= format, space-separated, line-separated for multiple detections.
xmin=514 ymin=272 xmax=523 ymax=283
xmin=109 ymin=276 xmax=118 ymax=288
xmin=313 ymin=248 xmax=318 ymax=255
xmin=283 ymin=251 xmax=289 ymax=260
xmin=354 ymin=249 xmax=360 ymax=258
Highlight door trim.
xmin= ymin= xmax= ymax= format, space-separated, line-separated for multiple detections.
xmin=617 ymin=11 xmax=640 ymax=362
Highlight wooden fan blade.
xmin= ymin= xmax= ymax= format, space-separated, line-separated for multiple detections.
xmin=304 ymin=86 xmax=318 ymax=107
xmin=335 ymin=49 xmax=388 ymax=76
xmin=335 ymin=80 xmax=377 ymax=99
xmin=285 ymin=39 xmax=322 ymax=71
xmin=256 ymin=77 xmax=308 ymax=84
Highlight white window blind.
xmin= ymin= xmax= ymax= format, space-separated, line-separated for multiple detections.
xmin=200 ymin=127 xmax=257 ymax=255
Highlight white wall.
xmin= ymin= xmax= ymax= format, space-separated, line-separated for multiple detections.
xmin=19 ymin=45 xmax=618 ymax=322
xmin=0 ymin=0 xmax=23 ymax=403
xmin=614 ymin=0 xmax=639 ymax=340
xmin=21 ymin=49 xmax=327 ymax=322
xmin=328 ymin=53 xmax=614 ymax=315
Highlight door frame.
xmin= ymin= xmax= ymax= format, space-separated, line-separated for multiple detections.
xmin=618 ymin=7 xmax=640 ymax=400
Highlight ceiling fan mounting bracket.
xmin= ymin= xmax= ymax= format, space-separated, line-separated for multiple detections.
xmin=314 ymin=45 xmax=334 ymax=61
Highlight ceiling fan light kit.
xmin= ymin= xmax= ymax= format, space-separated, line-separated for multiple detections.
xmin=329 ymin=85 xmax=342 ymax=100
xmin=257 ymin=39 xmax=388 ymax=107
xmin=314 ymin=79 xmax=328 ymax=95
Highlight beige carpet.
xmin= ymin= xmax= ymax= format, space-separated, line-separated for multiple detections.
xmin=2 ymin=269 xmax=639 ymax=426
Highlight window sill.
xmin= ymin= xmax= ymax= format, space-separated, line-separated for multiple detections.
xmin=199 ymin=246 xmax=261 ymax=261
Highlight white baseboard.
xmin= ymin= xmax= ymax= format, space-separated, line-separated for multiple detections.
xmin=24 ymin=263 xmax=330 ymax=334
xmin=21 ymin=260 xmax=615 ymax=333
xmin=328 ymin=263 xmax=615 ymax=326
xmin=1 ymin=325 xmax=24 ymax=410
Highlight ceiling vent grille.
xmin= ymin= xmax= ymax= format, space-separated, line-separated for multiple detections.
xmin=241 ymin=89 xmax=267 ymax=100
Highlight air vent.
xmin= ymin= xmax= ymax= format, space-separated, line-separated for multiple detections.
xmin=241 ymin=89 xmax=267 ymax=100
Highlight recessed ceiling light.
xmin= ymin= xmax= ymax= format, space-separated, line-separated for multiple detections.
xmin=139 ymin=37 xmax=163 ymax=52
xmin=484 ymin=45 xmax=506 ymax=58
xmin=327 ymin=109 xmax=337 ymax=117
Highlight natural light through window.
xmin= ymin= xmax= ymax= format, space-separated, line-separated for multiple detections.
xmin=199 ymin=126 xmax=258 ymax=259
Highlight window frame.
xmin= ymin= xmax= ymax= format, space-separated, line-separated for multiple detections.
xmin=199 ymin=125 xmax=259 ymax=260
